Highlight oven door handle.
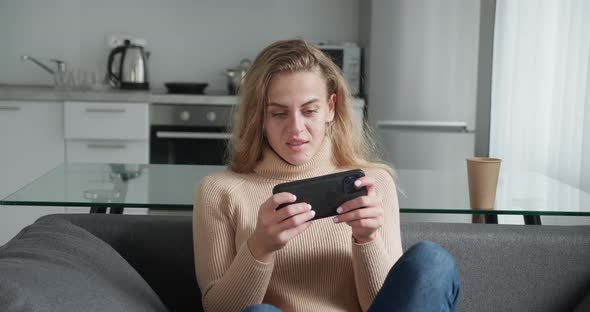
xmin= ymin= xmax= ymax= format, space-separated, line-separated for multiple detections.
xmin=155 ymin=131 xmax=232 ymax=140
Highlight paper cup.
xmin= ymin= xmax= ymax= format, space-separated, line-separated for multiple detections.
xmin=466 ymin=157 xmax=501 ymax=223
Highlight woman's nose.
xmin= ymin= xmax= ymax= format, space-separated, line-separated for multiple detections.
xmin=287 ymin=112 xmax=304 ymax=134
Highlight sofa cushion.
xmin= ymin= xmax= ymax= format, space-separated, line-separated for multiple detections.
xmin=52 ymin=214 xmax=202 ymax=312
xmin=0 ymin=216 xmax=168 ymax=312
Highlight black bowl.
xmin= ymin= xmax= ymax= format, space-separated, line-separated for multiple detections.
xmin=164 ymin=82 xmax=208 ymax=94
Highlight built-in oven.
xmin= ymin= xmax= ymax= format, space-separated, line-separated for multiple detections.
xmin=150 ymin=104 xmax=233 ymax=165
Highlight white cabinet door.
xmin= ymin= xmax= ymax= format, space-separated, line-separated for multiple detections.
xmin=367 ymin=0 xmax=480 ymax=170
xmin=66 ymin=140 xmax=149 ymax=164
xmin=0 ymin=101 xmax=65 ymax=245
xmin=64 ymin=101 xmax=149 ymax=140
xmin=64 ymin=101 xmax=149 ymax=165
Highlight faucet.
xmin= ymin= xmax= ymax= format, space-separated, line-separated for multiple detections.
xmin=20 ymin=55 xmax=67 ymax=75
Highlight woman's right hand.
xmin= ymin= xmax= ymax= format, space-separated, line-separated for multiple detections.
xmin=247 ymin=192 xmax=315 ymax=263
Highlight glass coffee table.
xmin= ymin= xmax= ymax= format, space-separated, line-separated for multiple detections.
xmin=2 ymin=163 xmax=589 ymax=224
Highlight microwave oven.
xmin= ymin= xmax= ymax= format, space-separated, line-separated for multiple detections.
xmin=317 ymin=43 xmax=361 ymax=96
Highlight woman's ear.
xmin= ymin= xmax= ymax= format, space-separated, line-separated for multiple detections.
xmin=327 ymin=93 xmax=336 ymax=122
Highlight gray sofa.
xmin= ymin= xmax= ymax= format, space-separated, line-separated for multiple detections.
xmin=1 ymin=213 xmax=589 ymax=312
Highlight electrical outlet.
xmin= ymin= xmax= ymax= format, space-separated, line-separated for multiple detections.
xmin=106 ymin=35 xmax=146 ymax=48
xmin=132 ymin=38 xmax=147 ymax=47
xmin=107 ymin=35 xmax=125 ymax=48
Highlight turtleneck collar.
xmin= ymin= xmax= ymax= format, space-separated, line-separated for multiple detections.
xmin=253 ymin=138 xmax=337 ymax=181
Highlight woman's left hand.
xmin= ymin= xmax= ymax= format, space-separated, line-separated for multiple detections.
xmin=333 ymin=176 xmax=383 ymax=244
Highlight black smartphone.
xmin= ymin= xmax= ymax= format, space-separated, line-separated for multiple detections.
xmin=272 ymin=169 xmax=367 ymax=220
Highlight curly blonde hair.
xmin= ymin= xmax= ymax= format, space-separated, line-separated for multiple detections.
xmin=228 ymin=39 xmax=393 ymax=176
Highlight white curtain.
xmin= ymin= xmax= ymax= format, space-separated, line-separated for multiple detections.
xmin=490 ymin=0 xmax=590 ymax=189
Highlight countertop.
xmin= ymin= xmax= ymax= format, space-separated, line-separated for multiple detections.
xmin=0 ymin=84 xmax=365 ymax=107
xmin=0 ymin=84 xmax=239 ymax=105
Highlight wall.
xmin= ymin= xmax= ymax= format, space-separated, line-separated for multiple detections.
xmin=0 ymin=0 xmax=359 ymax=91
xmin=581 ymin=64 xmax=590 ymax=193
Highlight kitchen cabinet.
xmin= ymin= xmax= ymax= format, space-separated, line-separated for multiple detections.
xmin=64 ymin=101 xmax=149 ymax=214
xmin=64 ymin=101 xmax=149 ymax=164
xmin=65 ymin=101 xmax=149 ymax=140
xmin=0 ymin=101 xmax=65 ymax=245
xmin=65 ymin=140 xmax=149 ymax=164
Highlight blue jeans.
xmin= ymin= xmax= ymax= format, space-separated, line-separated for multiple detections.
xmin=242 ymin=241 xmax=460 ymax=312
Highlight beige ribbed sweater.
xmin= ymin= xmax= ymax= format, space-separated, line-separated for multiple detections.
xmin=193 ymin=141 xmax=403 ymax=312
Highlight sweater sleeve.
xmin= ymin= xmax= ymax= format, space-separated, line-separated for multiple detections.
xmin=193 ymin=174 xmax=274 ymax=312
xmin=351 ymin=169 xmax=403 ymax=311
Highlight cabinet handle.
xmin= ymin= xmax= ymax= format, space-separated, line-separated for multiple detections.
xmin=0 ymin=106 xmax=21 ymax=111
xmin=85 ymin=108 xmax=126 ymax=113
xmin=86 ymin=143 xmax=127 ymax=149
xmin=376 ymin=120 xmax=473 ymax=133
xmin=156 ymin=131 xmax=232 ymax=140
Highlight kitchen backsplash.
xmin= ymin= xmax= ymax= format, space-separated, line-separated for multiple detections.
xmin=0 ymin=0 xmax=360 ymax=91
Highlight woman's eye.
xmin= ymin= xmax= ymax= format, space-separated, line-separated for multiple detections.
xmin=304 ymin=109 xmax=319 ymax=115
xmin=271 ymin=112 xmax=287 ymax=118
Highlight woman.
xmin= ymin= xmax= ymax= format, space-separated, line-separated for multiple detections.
xmin=193 ymin=39 xmax=459 ymax=312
